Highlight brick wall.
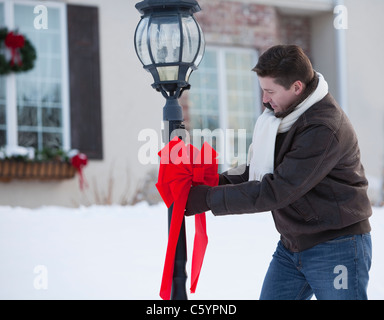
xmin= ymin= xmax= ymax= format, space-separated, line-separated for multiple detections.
xmin=279 ymin=14 xmax=312 ymax=57
xmin=195 ymin=0 xmax=312 ymax=56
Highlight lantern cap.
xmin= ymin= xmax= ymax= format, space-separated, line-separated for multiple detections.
xmin=135 ymin=0 xmax=201 ymax=15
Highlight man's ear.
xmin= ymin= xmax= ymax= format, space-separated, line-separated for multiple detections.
xmin=292 ymin=80 xmax=305 ymax=96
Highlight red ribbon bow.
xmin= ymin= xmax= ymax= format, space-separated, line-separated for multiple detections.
xmin=156 ymin=137 xmax=219 ymax=300
xmin=71 ymin=153 xmax=88 ymax=190
xmin=4 ymin=32 xmax=25 ymax=67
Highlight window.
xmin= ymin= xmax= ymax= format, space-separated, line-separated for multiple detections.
xmin=188 ymin=47 xmax=261 ymax=169
xmin=0 ymin=1 xmax=69 ymax=151
xmin=1 ymin=2 xmax=103 ymax=161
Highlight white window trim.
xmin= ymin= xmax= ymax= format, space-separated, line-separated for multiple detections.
xmin=3 ymin=0 xmax=17 ymax=147
xmin=60 ymin=3 xmax=70 ymax=151
xmin=1 ymin=0 xmax=70 ymax=151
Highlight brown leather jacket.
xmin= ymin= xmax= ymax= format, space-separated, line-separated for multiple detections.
xmin=208 ymin=94 xmax=372 ymax=252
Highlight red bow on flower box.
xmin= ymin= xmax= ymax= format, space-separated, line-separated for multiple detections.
xmin=71 ymin=153 xmax=88 ymax=190
xmin=156 ymin=137 xmax=219 ymax=300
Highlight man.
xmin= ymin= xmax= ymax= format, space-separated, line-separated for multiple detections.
xmin=185 ymin=45 xmax=372 ymax=300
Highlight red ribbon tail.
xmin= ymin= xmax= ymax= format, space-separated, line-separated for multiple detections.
xmin=15 ymin=49 xmax=22 ymax=66
xmin=10 ymin=48 xmax=16 ymax=66
xmin=190 ymin=212 xmax=208 ymax=294
xmin=159 ymin=192 xmax=189 ymax=300
xmin=77 ymin=167 xmax=88 ymax=190
xmin=159 ymin=259 xmax=175 ymax=300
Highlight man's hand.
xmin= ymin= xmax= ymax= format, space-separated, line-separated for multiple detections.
xmin=185 ymin=185 xmax=211 ymax=216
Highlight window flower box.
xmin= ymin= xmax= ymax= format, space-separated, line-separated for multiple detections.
xmin=0 ymin=160 xmax=76 ymax=182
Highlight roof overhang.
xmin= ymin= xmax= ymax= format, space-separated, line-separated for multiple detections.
xmin=220 ymin=0 xmax=334 ymax=16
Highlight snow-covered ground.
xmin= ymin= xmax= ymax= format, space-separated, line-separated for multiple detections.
xmin=0 ymin=202 xmax=383 ymax=300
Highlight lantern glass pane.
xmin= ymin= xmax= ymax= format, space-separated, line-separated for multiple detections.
xmin=149 ymin=16 xmax=181 ymax=64
xmin=194 ymin=22 xmax=205 ymax=67
xmin=135 ymin=17 xmax=152 ymax=66
xmin=157 ymin=66 xmax=180 ymax=81
xmin=185 ymin=67 xmax=193 ymax=82
xmin=181 ymin=16 xmax=199 ymax=63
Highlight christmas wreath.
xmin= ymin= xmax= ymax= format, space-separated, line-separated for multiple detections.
xmin=0 ymin=27 xmax=37 ymax=75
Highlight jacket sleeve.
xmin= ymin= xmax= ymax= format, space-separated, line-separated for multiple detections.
xmin=207 ymin=125 xmax=342 ymax=215
xmin=219 ymin=164 xmax=249 ymax=185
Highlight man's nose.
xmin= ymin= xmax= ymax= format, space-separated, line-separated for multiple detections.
xmin=263 ymin=92 xmax=271 ymax=104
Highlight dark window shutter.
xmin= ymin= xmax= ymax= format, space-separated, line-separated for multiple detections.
xmin=67 ymin=4 xmax=103 ymax=159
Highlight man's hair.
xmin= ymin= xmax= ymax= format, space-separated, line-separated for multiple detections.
xmin=252 ymin=45 xmax=314 ymax=89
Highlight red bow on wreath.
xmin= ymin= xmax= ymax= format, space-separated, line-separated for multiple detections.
xmin=4 ymin=32 xmax=25 ymax=67
xmin=156 ymin=137 xmax=219 ymax=300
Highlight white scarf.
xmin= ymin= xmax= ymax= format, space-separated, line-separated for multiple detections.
xmin=248 ymin=72 xmax=329 ymax=181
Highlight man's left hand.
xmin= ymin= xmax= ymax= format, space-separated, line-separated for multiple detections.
xmin=185 ymin=185 xmax=211 ymax=216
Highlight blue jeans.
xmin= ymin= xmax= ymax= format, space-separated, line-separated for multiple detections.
xmin=260 ymin=234 xmax=372 ymax=300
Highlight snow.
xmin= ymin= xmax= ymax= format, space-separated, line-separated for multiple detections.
xmin=0 ymin=202 xmax=383 ymax=300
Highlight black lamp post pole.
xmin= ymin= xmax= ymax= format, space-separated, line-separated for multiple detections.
xmin=163 ymin=97 xmax=188 ymax=300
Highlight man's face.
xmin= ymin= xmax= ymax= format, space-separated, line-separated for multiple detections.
xmin=258 ymin=76 xmax=303 ymax=115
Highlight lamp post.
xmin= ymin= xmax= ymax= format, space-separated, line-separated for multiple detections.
xmin=134 ymin=0 xmax=205 ymax=300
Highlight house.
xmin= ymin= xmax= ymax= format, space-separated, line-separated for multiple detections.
xmin=0 ymin=0 xmax=383 ymax=207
